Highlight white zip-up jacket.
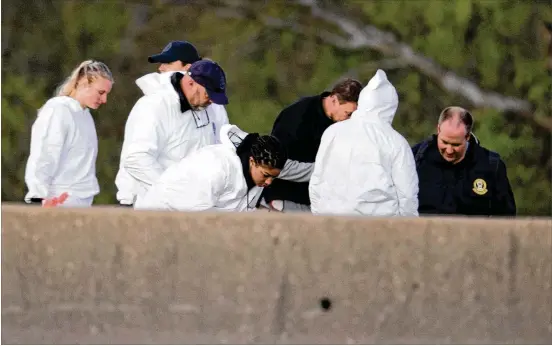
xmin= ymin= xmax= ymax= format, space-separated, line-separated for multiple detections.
xmin=134 ymin=124 xmax=263 ymax=212
xmin=24 ymin=96 xmax=99 ymax=205
xmin=309 ymin=69 xmax=419 ymax=217
xmin=115 ymin=71 xmax=229 ymax=205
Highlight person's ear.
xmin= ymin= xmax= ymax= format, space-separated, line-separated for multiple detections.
xmin=75 ymin=77 xmax=88 ymax=90
xmin=181 ymin=76 xmax=194 ymax=89
xmin=183 ymin=63 xmax=192 ymax=71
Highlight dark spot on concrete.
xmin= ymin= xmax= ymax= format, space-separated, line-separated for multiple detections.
xmin=320 ymin=297 xmax=332 ymax=311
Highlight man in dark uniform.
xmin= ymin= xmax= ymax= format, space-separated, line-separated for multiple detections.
xmin=412 ymin=106 xmax=516 ymax=216
xmin=261 ymin=78 xmax=363 ymax=212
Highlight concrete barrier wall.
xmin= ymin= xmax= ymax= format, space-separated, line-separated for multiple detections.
xmin=2 ymin=204 xmax=551 ymax=344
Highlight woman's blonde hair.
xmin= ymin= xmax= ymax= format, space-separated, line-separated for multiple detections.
xmin=55 ymin=60 xmax=114 ymax=97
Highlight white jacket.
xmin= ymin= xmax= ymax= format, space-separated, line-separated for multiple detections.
xmin=115 ymin=71 xmax=229 ymax=205
xmin=309 ymin=69 xmax=419 ymax=217
xmin=24 ymin=96 xmax=99 ymax=205
xmin=134 ymin=124 xmax=263 ymax=212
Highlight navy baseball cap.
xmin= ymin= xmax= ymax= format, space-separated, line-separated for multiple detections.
xmin=187 ymin=60 xmax=229 ymax=105
xmin=148 ymin=41 xmax=201 ymax=64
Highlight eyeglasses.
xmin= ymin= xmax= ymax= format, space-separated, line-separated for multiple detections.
xmin=191 ymin=108 xmax=210 ymax=129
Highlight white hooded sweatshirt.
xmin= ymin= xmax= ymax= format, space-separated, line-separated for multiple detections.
xmin=133 ymin=124 xmax=264 ymax=212
xmin=115 ymin=71 xmax=229 ymax=205
xmin=24 ymin=96 xmax=99 ymax=207
xmin=309 ymin=69 xmax=419 ymax=217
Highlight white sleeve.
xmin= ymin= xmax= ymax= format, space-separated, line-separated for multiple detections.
xmin=391 ymin=138 xmax=419 ymax=216
xmin=277 ymin=160 xmax=314 ymax=182
xmin=121 ymin=97 xmax=166 ymax=187
xmin=161 ymin=157 xmax=227 ymax=211
xmin=308 ymin=129 xmax=333 ymax=214
xmin=24 ymin=106 xmax=71 ymax=202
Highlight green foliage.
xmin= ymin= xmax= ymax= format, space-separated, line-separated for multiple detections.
xmin=2 ymin=0 xmax=550 ymax=215
xmin=1 ymin=74 xmax=47 ymax=200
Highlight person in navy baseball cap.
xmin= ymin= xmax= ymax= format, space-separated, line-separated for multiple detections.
xmin=186 ymin=60 xmax=229 ymax=105
xmin=148 ymin=41 xmax=201 ymax=73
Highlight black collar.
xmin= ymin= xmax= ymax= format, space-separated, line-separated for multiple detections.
xmin=236 ymin=134 xmax=259 ymax=191
xmin=317 ymin=91 xmax=333 ymax=126
xmin=170 ymin=72 xmax=192 ymax=113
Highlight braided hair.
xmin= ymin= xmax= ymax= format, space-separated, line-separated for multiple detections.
xmin=237 ymin=133 xmax=287 ymax=169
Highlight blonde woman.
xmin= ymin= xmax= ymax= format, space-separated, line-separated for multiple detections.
xmin=24 ymin=60 xmax=114 ymax=207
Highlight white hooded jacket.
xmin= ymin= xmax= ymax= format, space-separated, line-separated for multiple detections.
xmin=115 ymin=71 xmax=229 ymax=205
xmin=309 ymin=69 xmax=419 ymax=217
xmin=133 ymin=124 xmax=264 ymax=212
xmin=24 ymin=96 xmax=99 ymax=205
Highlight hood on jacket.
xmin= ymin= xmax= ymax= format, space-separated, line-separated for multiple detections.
xmin=39 ymin=96 xmax=84 ymax=115
xmin=219 ymin=124 xmax=250 ymax=150
xmin=135 ymin=71 xmax=185 ymax=95
xmin=352 ymin=69 xmax=398 ymax=125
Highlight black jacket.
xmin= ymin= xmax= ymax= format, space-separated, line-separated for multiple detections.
xmin=263 ymin=92 xmax=333 ymax=205
xmin=412 ymin=135 xmax=516 ymax=216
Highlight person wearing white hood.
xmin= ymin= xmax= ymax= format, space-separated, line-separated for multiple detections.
xmin=134 ymin=124 xmax=287 ymax=212
xmin=24 ymin=60 xmax=114 ymax=207
xmin=308 ymin=69 xmax=419 ymax=217
xmin=115 ymin=52 xmax=230 ymax=207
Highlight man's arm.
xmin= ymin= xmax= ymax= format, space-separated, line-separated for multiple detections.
xmin=491 ymin=159 xmax=516 ymax=216
xmin=121 ymin=97 xmax=166 ymax=187
xmin=271 ymin=108 xmax=313 ymax=182
xmin=277 ymin=160 xmax=314 ymax=182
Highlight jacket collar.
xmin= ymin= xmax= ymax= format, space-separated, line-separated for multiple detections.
xmin=317 ymin=91 xmax=334 ymax=127
xmin=170 ymin=72 xmax=192 ymax=113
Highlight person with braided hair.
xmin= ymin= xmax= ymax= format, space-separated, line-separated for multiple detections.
xmin=24 ymin=59 xmax=114 ymax=207
xmin=133 ymin=124 xmax=287 ymax=212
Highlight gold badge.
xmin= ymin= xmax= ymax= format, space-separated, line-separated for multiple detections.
xmin=472 ymin=178 xmax=488 ymax=195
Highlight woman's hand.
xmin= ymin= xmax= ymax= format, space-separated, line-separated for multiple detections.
xmin=42 ymin=192 xmax=69 ymax=207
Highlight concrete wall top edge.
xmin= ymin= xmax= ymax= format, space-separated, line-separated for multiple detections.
xmin=2 ymin=203 xmax=551 ymax=228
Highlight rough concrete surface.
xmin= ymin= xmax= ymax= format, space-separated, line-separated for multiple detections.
xmin=2 ymin=204 xmax=551 ymax=344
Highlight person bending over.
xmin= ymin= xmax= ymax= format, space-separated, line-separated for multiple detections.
xmin=134 ymin=124 xmax=287 ymax=212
